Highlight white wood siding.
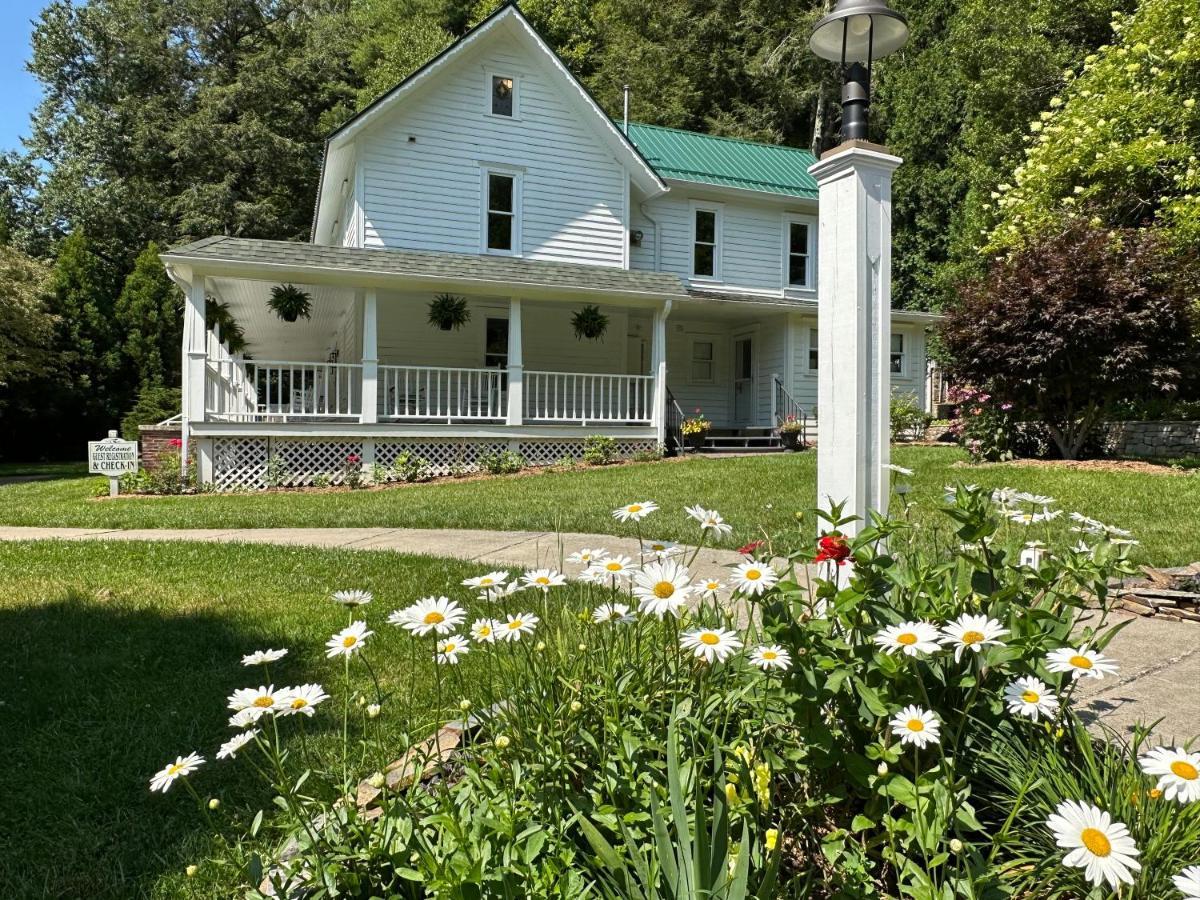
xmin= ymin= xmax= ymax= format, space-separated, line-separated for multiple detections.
xmin=356 ymin=32 xmax=629 ymax=267
xmin=633 ymin=192 xmax=819 ymax=296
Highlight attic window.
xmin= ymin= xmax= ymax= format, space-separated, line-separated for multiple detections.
xmin=491 ymin=75 xmax=514 ymax=117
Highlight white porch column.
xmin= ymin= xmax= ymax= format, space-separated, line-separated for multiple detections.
xmin=809 ymin=142 xmax=901 ymax=535
xmin=650 ymin=298 xmax=672 ymax=445
xmin=506 ymin=297 xmax=523 ymax=425
xmin=182 ymin=275 xmax=207 ymax=474
xmin=360 ymin=290 xmax=378 ymax=424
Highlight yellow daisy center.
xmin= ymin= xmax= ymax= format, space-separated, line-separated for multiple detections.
xmin=651 ymin=544 xmax=667 ymax=551
xmin=343 ymin=635 xmax=357 ymax=647
xmin=536 ymin=577 xmax=550 ymax=585
xmin=606 ymin=561 xmax=622 ymax=571
xmin=653 ymin=581 xmax=676 ymax=599
xmin=1171 ymin=761 xmax=1199 ymax=781
xmin=1149 ymin=788 xmax=1164 ymax=799
xmin=1021 ymin=690 xmax=1041 ymax=704
xmin=1080 ymin=828 xmax=1112 ymax=857
xmin=762 ymin=651 xmax=778 ymax=660
xmin=1069 ymin=654 xmax=1093 ymax=669
xmin=253 ymin=696 xmax=274 ymax=708
xmin=443 ymin=643 xmax=456 ymax=653
xmin=479 ymin=625 xmax=491 ymax=636
xmin=167 ymin=763 xmax=184 ymax=775
xmin=480 ymin=578 xmax=494 ymax=585
xmin=744 ymin=569 xmax=762 ymax=580
xmin=961 ymin=630 xmax=986 ymax=645
xmin=628 ymin=505 xmax=642 ymax=513
xmin=424 ymin=611 xmax=445 ymax=625
xmin=707 ymin=582 xmax=719 ymax=590
xmin=897 ymin=633 xmax=918 ymax=646
xmin=906 ymin=718 xmax=925 ymax=732
xmin=700 ymin=633 xmax=720 ymax=646
xmin=509 ymin=620 xmax=523 ymax=629
xmin=290 ymin=698 xmax=308 ymax=709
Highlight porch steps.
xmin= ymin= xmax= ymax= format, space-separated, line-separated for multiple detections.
xmin=702 ymin=432 xmax=783 ymax=452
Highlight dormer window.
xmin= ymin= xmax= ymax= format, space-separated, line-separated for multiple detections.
xmin=491 ymin=75 xmax=515 ymax=117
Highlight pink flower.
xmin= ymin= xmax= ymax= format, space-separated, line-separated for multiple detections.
xmin=168 ymin=438 xmax=183 ymax=448
xmin=346 ymin=454 xmax=361 ymax=464
xmin=1001 ymin=402 xmax=1013 ymax=411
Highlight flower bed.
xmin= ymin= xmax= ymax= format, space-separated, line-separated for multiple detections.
xmin=150 ymin=484 xmax=1200 ymax=897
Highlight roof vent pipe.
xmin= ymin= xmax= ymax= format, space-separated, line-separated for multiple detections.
xmin=622 ymin=85 xmax=630 ymax=133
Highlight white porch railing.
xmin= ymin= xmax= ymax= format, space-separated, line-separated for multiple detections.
xmin=203 ymin=330 xmax=257 ymax=420
xmin=378 ymin=365 xmax=506 ymax=421
xmin=244 ymin=361 xmax=362 ymax=420
xmin=524 ymin=371 xmax=654 ymax=424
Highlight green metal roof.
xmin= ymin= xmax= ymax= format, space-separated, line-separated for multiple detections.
xmin=625 ymin=123 xmax=819 ymax=199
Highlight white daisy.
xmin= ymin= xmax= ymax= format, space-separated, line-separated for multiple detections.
xmin=991 ymin=487 xmax=1020 ymax=509
xmin=1174 ymin=865 xmax=1200 ymax=900
xmin=150 ymin=752 xmax=204 ymax=793
xmin=1016 ymin=492 xmax=1056 ymax=507
xmin=1138 ymin=747 xmax=1200 ymax=804
xmin=241 ymin=648 xmax=288 ymax=667
xmin=1003 ymin=676 xmax=1060 ymax=721
xmin=522 ymin=568 xmax=567 ymax=592
xmin=885 ymin=464 xmax=914 ymax=476
xmin=436 ymin=634 xmax=470 ymax=664
xmin=567 ymin=549 xmax=608 ymax=566
xmin=1045 ymin=800 xmax=1141 ymax=888
xmin=873 ymin=621 xmax=942 ymax=657
xmin=730 ymin=560 xmax=778 ymax=596
xmin=227 ymin=684 xmax=286 ymax=721
xmin=698 ymin=578 xmax=723 ymax=599
xmin=685 ymin=504 xmax=734 ymax=538
xmin=591 ymin=555 xmax=635 ymax=581
xmin=385 ymin=606 xmax=414 ymax=628
xmin=575 ymin=566 xmax=605 ymax=585
xmin=890 ymin=706 xmax=941 ymax=748
xmin=483 ymin=580 xmax=526 ymax=602
xmin=641 ymin=538 xmax=681 ymax=559
xmin=939 ymin=614 xmax=1008 ymax=662
xmin=216 ymin=730 xmax=258 ymax=760
xmin=679 ymin=627 xmax=743 ymax=664
xmin=592 ymin=603 xmax=635 ymax=625
xmin=1046 ymin=646 xmax=1119 ymax=680
xmin=326 ymin=621 xmax=373 ymax=658
xmin=749 ymin=645 xmax=792 ymax=671
xmin=613 ymin=500 xmax=658 ymax=522
xmin=1009 ymin=509 xmax=1061 ymax=525
xmin=633 ymin=559 xmax=693 ymax=618
xmin=278 ymin=683 xmax=329 ymax=717
xmin=470 ymin=618 xmax=500 ymax=643
xmin=229 ymin=708 xmax=262 ymax=729
xmin=500 ymin=613 xmax=539 ymax=642
xmin=331 ymin=589 xmax=373 ymax=607
xmin=401 ymin=596 xmax=466 ymax=637
xmin=462 ymin=571 xmax=509 ymax=591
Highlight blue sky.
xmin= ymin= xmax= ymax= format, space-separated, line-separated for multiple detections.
xmin=0 ymin=0 xmax=46 ymax=154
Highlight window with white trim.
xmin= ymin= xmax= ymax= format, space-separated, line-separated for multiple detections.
xmin=489 ymin=75 xmax=516 ymax=117
xmin=784 ymin=216 xmax=816 ymax=289
xmin=808 ymin=328 xmax=819 ymax=371
xmin=890 ymin=333 xmax=907 ymax=375
xmin=690 ymin=339 xmax=714 ymax=383
xmin=483 ymin=170 xmax=519 ymax=254
xmin=691 ymin=206 xmax=721 ymax=279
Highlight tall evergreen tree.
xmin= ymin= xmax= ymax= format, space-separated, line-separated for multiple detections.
xmin=115 ymin=243 xmax=182 ymax=389
xmin=0 ymin=245 xmax=58 ymax=432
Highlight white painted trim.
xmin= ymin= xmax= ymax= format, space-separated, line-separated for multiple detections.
xmin=688 ymin=200 xmax=723 ymax=282
xmin=730 ymin=326 xmax=759 ymax=427
xmin=480 ymin=166 xmax=523 ymax=256
xmin=484 ymin=70 xmax=520 ymax=119
xmin=890 ymin=330 xmax=908 ymax=378
xmin=663 ymin=177 xmax=820 ymax=206
xmin=360 ymin=290 xmax=379 ymax=423
xmin=506 ymin=297 xmax=523 ymax=425
xmin=805 ymin=324 xmax=820 ymax=372
xmin=191 ymin=421 xmax=658 ymax=440
xmin=782 ymin=212 xmax=818 ymax=291
xmin=621 ymin=173 xmax=631 ymax=270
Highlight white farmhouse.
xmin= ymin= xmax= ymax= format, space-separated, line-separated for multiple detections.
xmin=161 ymin=3 xmax=935 ymax=488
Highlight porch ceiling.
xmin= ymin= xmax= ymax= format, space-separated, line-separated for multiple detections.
xmin=210 ymin=277 xmax=355 ymax=359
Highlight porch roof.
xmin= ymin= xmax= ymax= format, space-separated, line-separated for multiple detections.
xmin=686 ymin=288 xmax=943 ymax=324
xmin=162 ymin=236 xmax=689 ymax=302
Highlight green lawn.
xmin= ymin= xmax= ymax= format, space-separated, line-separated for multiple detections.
xmin=0 ymin=447 xmax=1196 ymax=563
xmin=0 ymin=540 xmax=537 ymax=899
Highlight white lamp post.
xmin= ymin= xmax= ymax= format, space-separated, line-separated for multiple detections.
xmin=808 ymin=0 xmax=909 ymax=536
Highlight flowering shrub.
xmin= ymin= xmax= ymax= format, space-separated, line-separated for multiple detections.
xmin=947 ymin=385 xmax=1018 ymax=462
xmin=119 ymin=441 xmax=191 ymax=494
xmin=682 ymin=408 xmax=711 ymax=437
xmin=152 ymin=487 xmax=1200 ymax=897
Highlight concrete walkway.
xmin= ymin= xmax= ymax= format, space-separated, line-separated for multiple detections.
xmin=2 ymin=525 xmax=1197 ymax=738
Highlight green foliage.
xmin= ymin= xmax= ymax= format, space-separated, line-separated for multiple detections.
xmin=427 ymin=293 xmax=471 ymax=331
xmin=120 ymin=383 xmax=181 ymax=441
xmin=889 ymin=391 xmax=930 ymax=442
xmin=940 ymin=218 xmax=1200 ymax=458
xmin=266 ymin=284 xmax=312 ymax=323
xmin=205 ymin=299 xmax=247 ymax=355
xmin=479 ymin=448 xmax=525 ymax=475
xmin=571 ymin=304 xmax=610 ymax=341
xmin=120 ymin=442 xmax=190 ymax=495
xmin=988 ymin=0 xmax=1200 ymax=251
xmin=349 ymin=0 xmax=454 ymax=108
xmin=944 ymin=386 xmax=1017 ymax=463
xmin=114 ymin=243 xmax=181 ymax=387
xmin=0 ymin=244 xmax=56 ymax=421
xmin=582 ymin=434 xmax=618 ymax=465
xmin=391 ymin=451 xmax=433 ymax=483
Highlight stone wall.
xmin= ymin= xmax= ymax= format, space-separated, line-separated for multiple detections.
xmin=1095 ymin=420 xmax=1200 ymax=460
xmin=138 ymin=424 xmax=183 ymax=471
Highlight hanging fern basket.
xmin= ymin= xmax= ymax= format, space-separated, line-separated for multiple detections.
xmin=267 ymin=284 xmax=313 ymax=323
xmin=572 ymin=305 xmax=609 ymax=341
xmin=428 ymin=293 xmax=471 ymax=331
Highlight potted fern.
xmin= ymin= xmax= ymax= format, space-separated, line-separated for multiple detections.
xmin=267 ymin=284 xmax=312 ymax=323
xmin=428 ymin=294 xmax=470 ymax=331
xmin=571 ymin=305 xmax=609 ymax=341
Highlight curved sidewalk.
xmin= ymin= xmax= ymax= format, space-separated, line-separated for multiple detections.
xmin=0 ymin=525 xmax=748 ymax=583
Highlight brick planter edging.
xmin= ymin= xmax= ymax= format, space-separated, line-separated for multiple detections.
xmin=137 ymin=424 xmax=183 ymax=472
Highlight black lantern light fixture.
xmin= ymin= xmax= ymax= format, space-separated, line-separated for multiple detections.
xmin=810 ymin=0 xmax=909 ymax=142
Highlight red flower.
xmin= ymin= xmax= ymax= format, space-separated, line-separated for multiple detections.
xmin=737 ymin=539 xmax=766 ymax=556
xmin=168 ymin=438 xmax=183 ymax=448
xmin=346 ymin=454 xmax=361 ymax=464
xmin=814 ymin=534 xmax=851 ymax=565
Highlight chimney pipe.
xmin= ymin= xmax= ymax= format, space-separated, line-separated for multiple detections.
xmin=622 ymin=85 xmax=630 ymax=133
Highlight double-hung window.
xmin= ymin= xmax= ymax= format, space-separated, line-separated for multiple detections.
xmin=890 ymin=333 xmax=907 ymax=375
xmin=691 ymin=204 xmax=721 ymax=279
xmin=784 ymin=215 xmax=816 ymax=289
xmin=482 ymin=169 xmax=520 ymax=255
xmin=690 ymin=340 xmax=714 ymax=383
xmin=808 ymin=328 xmax=819 ymax=371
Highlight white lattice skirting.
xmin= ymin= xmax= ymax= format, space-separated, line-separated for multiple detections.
xmin=209 ymin=436 xmax=658 ymax=490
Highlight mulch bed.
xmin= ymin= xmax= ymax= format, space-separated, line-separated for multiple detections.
xmin=953 ymin=458 xmax=1192 ymax=475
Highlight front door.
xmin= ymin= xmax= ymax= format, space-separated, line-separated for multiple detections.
xmin=733 ymin=335 xmax=754 ymax=425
